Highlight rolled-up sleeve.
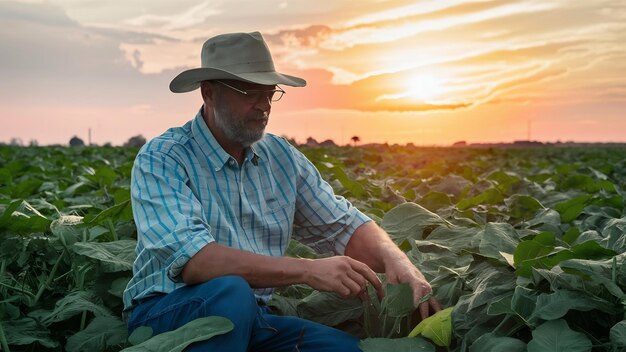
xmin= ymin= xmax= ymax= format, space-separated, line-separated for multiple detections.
xmin=289 ymin=146 xmax=372 ymax=255
xmin=131 ymin=150 xmax=215 ymax=283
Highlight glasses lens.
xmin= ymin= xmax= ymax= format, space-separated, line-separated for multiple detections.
xmin=271 ymin=91 xmax=284 ymax=102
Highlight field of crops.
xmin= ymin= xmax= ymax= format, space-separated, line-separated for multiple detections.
xmin=1 ymin=144 xmax=626 ymax=351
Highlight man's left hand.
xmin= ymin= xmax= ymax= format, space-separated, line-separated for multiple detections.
xmin=384 ymin=255 xmax=442 ymax=320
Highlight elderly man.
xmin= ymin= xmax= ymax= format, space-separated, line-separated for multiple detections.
xmin=123 ymin=31 xmax=440 ymax=351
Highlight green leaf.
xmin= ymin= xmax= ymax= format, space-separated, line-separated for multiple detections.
xmin=121 ymin=316 xmax=233 ymax=352
xmin=84 ymin=200 xmax=133 ymax=225
xmin=2 ymin=317 xmax=58 ymax=348
xmin=418 ymin=191 xmax=452 ymax=211
xmin=1 ymin=200 xmax=51 ymax=234
xmin=127 ymin=326 xmax=153 ymax=346
xmin=30 ymin=290 xmax=112 ymax=326
xmin=285 ymin=239 xmax=318 ymax=259
xmin=510 ymin=286 xmax=537 ymax=325
xmin=531 ymin=289 xmax=616 ymax=321
xmin=108 ymin=276 xmax=132 ymax=298
xmin=478 ymin=223 xmax=520 ymax=263
xmin=382 ymin=202 xmax=452 ymax=243
xmin=554 ymin=195 xmax=592 ymax=223
xmin=408 ymin=307 xmax=453 ymax=346
xmin=457 ymin=188 xmax=503 ymax=210
xmin=381 ymin=283 xmax=414 ymax=318
xmin=359 ymin=337 xmax=435 ymax=352
xmin=72 ymin=240 xmax=136 ymax=272
xmin=527 ymin=319 xmax=591 ymax=352
xmin=66 ymin=316 xmax=128 ymax=352
xmin=267 ymin=293 xmax=300 ymax=317
xmin=296 ymin=291 xmax=363 ymax=326
xmin=505 ymin=194 xmax=544 ymax=219
xmin=12 ymin=178 xmax=43 ymax=198
xmin=469 ymin=333 xmax=526 ymax=352
xmin=610 ymin=321 xmax=626 ymax=348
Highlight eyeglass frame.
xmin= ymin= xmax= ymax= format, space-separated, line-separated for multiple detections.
xmin=213 ymin=80 xmax=286 ymax=103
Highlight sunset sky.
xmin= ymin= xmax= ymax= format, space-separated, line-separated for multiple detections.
xmin=1 ymin=0 xmax=625 ymax=146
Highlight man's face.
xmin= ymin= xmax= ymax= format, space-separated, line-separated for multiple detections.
xmin=212 ymin=80 xmax=275 ymax=147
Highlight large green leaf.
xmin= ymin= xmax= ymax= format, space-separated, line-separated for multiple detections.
xmin=381 ymin=283 xmax=415 ymax=318
xmin=408 ymin=307 xmax=453 ymax=346
xmin=121 ymin=316 xmax=233 ymax=352
xmin=382 ymin=202 xmax=452 ymax=243
xmin=478 ymin=223 xmax=520 ymax=263
xmin=531 ymin=289 xmax=616 ymax=321
xmin=2 ymin=317 xmax=58 ymax=348
xmin=66 ymin=316 xmax=128 ymax=352
xmin=296 ymin=291 xmax=363 ymax=326
xmin=505 ymin=194 xmax=544 ymax=220
xmin=29 ymin=290 xmax=112 ymax=326
xmin=527 ymin=319 xmax=591 ymax=352
xmin=72 ymin=240 xmax=136 ymax=272
xmin=457 ymin=188 xmax=503 ymax=210
xmin=359 ymin=337 xmax=435 ymax=352
xmin=610 ymin=321 xmax=626 ymax=348
xmin=469 ymin=333 xmax=526 ymax=352
xmin=554 ymin=195 xmax=592 ymax=223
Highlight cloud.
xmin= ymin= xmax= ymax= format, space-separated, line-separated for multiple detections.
xmin=124 ymin=0 xmax=222 ymax=30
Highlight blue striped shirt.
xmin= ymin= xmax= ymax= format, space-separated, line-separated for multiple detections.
xmin=123 ymin=109 xmax=371 ymax=312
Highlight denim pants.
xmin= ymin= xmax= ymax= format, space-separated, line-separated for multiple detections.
xmin=127 ymin=276 xmax=362 ymax=351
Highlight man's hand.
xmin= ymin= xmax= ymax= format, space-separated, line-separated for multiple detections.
xmin=345 ymin=221 xmax=442 ymax=320
xmin=303 ymin=256 xmax=384 ymax=301
xmin=384 ymin=255 xmax=442 ymax=320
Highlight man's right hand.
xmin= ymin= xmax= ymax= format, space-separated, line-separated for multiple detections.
xmin=302 ymin=256 xmax=384 ymax=301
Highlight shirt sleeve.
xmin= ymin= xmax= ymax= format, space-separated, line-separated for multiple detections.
xmin=131 ymin=149 xmax=215 ymax=283
xmin=289 ymin=145 xmax=372 ymax=255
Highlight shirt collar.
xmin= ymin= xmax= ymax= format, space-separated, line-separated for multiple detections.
xmin=191 ymin=107 xmax=261 ymax=171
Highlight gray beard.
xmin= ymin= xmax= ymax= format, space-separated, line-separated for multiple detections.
xmin=213 ymin=103 xmax=267 ymax=147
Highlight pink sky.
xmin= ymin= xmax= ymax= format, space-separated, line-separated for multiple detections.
xmin=1 ymin=0 xmax=625 ymax=146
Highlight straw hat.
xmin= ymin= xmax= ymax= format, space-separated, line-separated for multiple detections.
xmin=169 ymin=31 xmax=306 ymax=93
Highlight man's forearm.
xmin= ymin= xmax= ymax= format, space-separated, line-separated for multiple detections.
xmin=344 ymin=221 xmax=407 ymax=272
xmin=181 ymin=242 xmax=308 ymax=288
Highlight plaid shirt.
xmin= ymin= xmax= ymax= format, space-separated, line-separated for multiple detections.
xmin=123 ymin=109 xmax=371 ymax=312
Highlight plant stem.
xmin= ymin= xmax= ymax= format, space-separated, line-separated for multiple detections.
xmin=0 ymin=259 xmax=6 ymax=277
xmin=0 ymin=318 xmax=11 ymax=352
xmin=612 ymin=256 xmax=617 ymax=284
xmin=0 ymin=281 xmax=35 ymax=299
xmin=80 ymin=311 xmax=88 ymax=331
xmin=31 ymin=250 xmax=65 ymax=306
xmin=107 ymin=219 xmax=118 ymax=241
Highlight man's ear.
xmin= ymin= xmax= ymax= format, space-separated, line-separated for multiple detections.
xmin=200 ymin=81 xmax=214 ymax=103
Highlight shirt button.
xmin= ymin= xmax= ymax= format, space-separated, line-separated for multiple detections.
xmin=229 ymin=160 xmax=235 ymax=165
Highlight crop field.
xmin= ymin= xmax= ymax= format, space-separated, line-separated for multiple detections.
xmin=1 ymin=144 xmax=625 ymax=351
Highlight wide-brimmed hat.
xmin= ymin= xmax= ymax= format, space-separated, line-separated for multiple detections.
xmin=169 ymin=31 xmax=306 ymax=93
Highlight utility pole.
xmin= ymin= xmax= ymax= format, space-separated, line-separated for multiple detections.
xmin=88 ymin=128 xmax=92 ymax=145
xmin=527 ymin=119 xmax=531 ymax=141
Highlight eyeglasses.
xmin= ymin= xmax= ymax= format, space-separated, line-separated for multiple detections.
xmin=214 ymin=80 xmax=285 ymax=103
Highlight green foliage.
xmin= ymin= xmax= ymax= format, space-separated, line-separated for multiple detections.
xmin=120 ymin=316 xmax=233 ymax=352
xmin=1 ymin=144 xmax=626 ymax=351
xmin=408 ymin=307 xmax=453 ymax=346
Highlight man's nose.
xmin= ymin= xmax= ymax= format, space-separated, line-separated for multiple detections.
xmin=253 ymin=94 xmax=272 ymax=111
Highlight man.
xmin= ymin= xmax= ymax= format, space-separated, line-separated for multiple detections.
xmin=123 ymin=31 xmax=440 ymax=351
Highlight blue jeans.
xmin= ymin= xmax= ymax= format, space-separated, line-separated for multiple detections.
xmin=127 ymin=276 xmax=362 ymax=351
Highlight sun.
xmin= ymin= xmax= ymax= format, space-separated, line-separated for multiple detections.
xmin=404 ymin=73 xmax=447 ymax=103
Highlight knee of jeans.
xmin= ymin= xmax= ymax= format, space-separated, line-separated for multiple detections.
xmin=206 ymin=276 xmax=256 ymax=309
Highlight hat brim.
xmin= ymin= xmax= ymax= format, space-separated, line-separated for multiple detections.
xmin=169 ymin=68 xmax=306 ymax=93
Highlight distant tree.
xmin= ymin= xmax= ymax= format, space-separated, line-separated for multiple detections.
xmin=69 ymin=136 xmax=85 ymax=147
xmin=124 ymin=135 xmax=146 ymax=148
xmin=351 ymin=136 xmax=360 ymax=146
xmin=10 ymin=138 xmax=23 ymax=146
xmin=29 ymin=139 xmax=39 ymax=146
